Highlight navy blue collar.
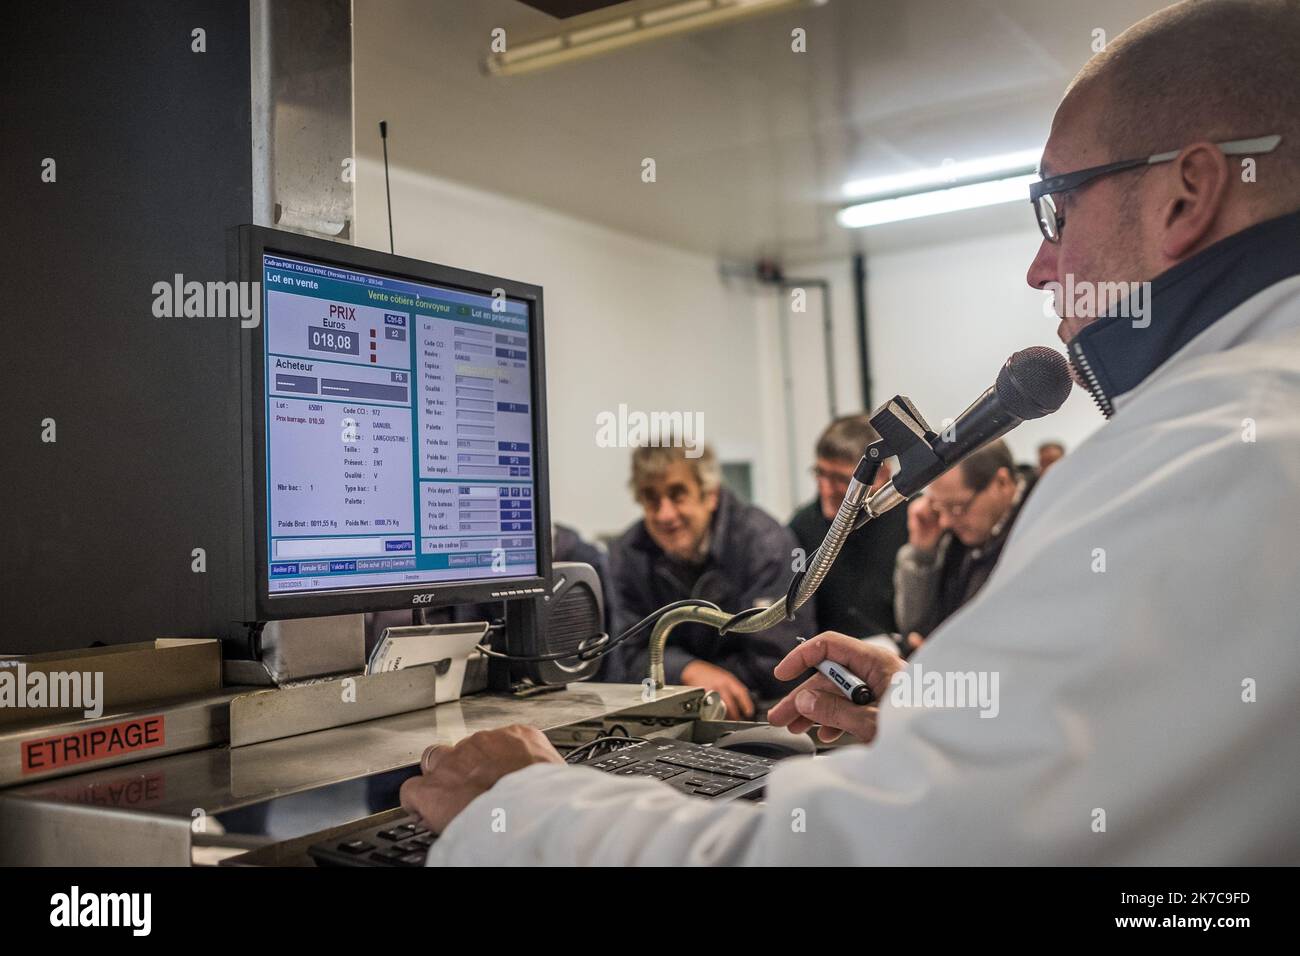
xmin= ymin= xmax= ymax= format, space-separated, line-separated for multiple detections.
xmin=1068 ymin=209 xmax=1300 ymax=417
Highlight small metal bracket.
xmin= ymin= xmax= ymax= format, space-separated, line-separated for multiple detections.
xmin=868 ymin=395 xmax=941 ymax=490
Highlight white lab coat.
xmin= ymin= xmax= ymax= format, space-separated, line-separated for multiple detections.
xmin=428 ymin=275 xmax=1300 ymax=866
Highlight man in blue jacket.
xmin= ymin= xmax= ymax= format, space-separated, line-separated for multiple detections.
xmin=601 ymin=442 xmax=813 ymax=719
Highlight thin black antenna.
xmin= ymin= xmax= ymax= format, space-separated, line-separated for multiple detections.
xmin=380 ymin=120 xmax=394 ymax=254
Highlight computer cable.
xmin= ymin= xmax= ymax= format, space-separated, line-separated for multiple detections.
xmin=474 ymin=597 xmax=723 ymax=665
xmin=564 ymin=735 xmax=647 ymax=765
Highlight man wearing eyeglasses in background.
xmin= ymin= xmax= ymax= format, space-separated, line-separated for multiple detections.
xmin=894 ymin=440 xmax=1028 ymax=655
xmin=404 ymin=0 xmax=1300 ymax=865
xmin=789 ymin=415 xmax=908 ymax=640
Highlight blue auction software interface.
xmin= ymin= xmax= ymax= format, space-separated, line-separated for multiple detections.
xmin=262 ymin=254 xmax=538 ymax=595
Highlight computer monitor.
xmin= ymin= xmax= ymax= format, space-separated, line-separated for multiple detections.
xmin=234 ymin=225 xmax=552 ymax=623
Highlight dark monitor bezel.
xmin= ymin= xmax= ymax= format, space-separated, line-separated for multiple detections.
xmin=234 ymin=225 xmax=552 ymax=623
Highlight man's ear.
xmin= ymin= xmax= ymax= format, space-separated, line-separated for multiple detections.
xmin=703 ymin=487 xmax=720 ymax=513
xmin=1159 ymin=141 xmax=1231 ymax=261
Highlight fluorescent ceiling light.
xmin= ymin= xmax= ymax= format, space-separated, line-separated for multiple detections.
xmin=837 ymin=173 xmax=1038 ymax=229
xmin=842 ymin=149 xmax=1041 ymax=200
xmin=486 ymin=0 xmax=804 ymax=77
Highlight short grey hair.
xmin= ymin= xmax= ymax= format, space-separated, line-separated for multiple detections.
xmin=628 ymin=443 xmax=720 ymax=498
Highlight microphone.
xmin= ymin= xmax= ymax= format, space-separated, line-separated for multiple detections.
xmin=867 ymin=346 xmax=1072 ymax=512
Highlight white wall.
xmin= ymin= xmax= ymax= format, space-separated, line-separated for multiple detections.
xmin=350 ymin=154 xmax=1103 ymax=537
xmin=777 ymin=230 xmax=1104 ymax=509
xmin=353 ymin=161 xmax=787 ymax=540
xmin=352 ymin=68 xmax=1100 ymax=536
xmin=863 ymin=228 xmax=1102 ymax=465
xmin=743 ymin=265 xmax=865 ymax=519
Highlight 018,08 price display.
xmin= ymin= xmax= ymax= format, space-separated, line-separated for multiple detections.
xmin=307 ymin=326 xmax=359 ymax=355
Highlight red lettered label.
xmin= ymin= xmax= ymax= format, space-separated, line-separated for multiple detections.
xmin=21 ymin=715 xmax=166 ymax=775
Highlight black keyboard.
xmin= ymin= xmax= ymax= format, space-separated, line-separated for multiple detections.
xmin=574 ymin=737 xmax=774 ymax=800
xmin=307 ymin=817 xmax=437 ymax=868
xmin=307 ymin=737 xmax=774 ymax=867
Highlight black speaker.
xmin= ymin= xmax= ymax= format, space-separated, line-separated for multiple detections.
xmin=493 ymin=562 xmax=605 ymax=690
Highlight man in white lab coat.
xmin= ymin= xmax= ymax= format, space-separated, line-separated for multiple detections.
xmin=403 ymin=0 xmax=1300 ymax=865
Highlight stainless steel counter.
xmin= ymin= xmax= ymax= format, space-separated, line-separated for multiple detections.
xmin=0 ymin=683 xmax=704 ymax=866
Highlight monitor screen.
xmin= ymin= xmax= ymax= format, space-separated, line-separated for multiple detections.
xmin=258 ymin=249 xmax=541 ymax=602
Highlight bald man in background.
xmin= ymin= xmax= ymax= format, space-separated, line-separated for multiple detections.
xmin=404 ymin=0 xmax=1300 ymax=865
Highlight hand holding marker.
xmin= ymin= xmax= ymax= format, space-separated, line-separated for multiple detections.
xmin=795 ymin=636 xmax=875 ymax=705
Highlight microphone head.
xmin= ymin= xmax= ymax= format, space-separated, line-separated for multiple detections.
xmin=996 ymin=346 xmax=1072 ymax=420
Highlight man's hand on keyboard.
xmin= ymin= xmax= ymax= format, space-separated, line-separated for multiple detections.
xmin=767 ymin=632 xmax=905 ymax=743
xmin=400 ymin=724 xmax=564 ymax=834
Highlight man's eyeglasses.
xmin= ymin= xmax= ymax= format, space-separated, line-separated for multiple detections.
xmin=810 ymin=466 xmax=853 ymax=490
xmin=1029 ymin=134 xmax=1281 ymax=244
xmin=926 ymin=483 xmax=988 ymax=519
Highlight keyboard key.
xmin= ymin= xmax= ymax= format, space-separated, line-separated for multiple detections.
xmin=337 ymin=840 xmax=374 ymax=855
xmin=657 ymin=755 xmax=708 ymax=771
xmin=692 ymin=780 xmax=740 ymax=796
xmin=657 ymin=752 xmax=770 ymax=779
xmin=590 ymin=753 xmax=638 ymax=771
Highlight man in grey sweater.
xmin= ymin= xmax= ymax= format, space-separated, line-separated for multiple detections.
xmin=893 ymin=440 xmax=1030 ymax=653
